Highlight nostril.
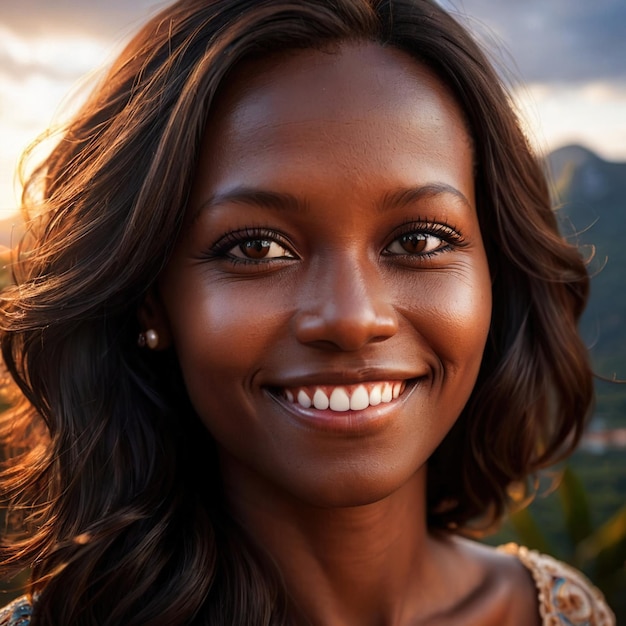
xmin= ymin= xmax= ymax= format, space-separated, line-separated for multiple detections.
xmin=294 ymin=308 xmax=398 ymax=351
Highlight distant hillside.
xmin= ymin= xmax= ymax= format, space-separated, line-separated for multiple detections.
xmin=546 ymin=145 xmax=626 ymax=426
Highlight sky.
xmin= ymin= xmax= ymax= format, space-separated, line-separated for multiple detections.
xmin=1 ymin=0 xmax=625 ymax=218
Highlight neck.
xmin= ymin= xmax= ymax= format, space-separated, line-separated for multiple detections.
xmin=222 ymin=462 xmax=446 ymax=625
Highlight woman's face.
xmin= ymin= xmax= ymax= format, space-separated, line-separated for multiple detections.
xmin=155 ymin=43 xmax=492 ymax=507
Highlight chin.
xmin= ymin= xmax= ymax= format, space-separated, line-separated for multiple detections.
xmin=281 ymin=463 xmax=426 ymax=510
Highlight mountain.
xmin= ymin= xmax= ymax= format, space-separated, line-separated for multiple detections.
xmin=546 ymin=145 xmax=626 ymax=425
xmin=547 ymin=145 xmax=626 ymax=212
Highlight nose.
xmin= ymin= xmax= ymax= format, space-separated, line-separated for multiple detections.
xmin=294 ymin=257 xmax=399 ymax=351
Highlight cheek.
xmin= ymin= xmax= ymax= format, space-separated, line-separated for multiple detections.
xmin=399 ymin=264 xmax=492 ymax=375
xmin=162 ymin=277 xmax=290 ymax=398
xmin=439 ymin=276 xmax=492 ymax=365
xmin=400 ymin=268 xmax=492 ymax=443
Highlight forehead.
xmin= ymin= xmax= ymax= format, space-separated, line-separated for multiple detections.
xmin=209 ymin=42 xmax=469 ymax=142
xmin=193 ymin=42 xmax=474 ymax=205
xmin=223 ymin=42 xmax=458 ymax=112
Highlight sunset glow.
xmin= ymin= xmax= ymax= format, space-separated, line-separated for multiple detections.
xmin=1 ymin=0 xmax=625 ymax=218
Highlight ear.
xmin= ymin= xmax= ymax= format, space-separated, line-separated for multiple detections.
xmin=137 ymin=288 xmax=173 ymax=350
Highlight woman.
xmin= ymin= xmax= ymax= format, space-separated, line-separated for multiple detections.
xmin=0 ymin=0 xmax=615 ymax=624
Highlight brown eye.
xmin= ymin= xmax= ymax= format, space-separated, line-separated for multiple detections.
xmin=386 ymin=232 xmax=443 ymax=256
xmin=399 ymin=234 xmax=427 ymax=254
xmin=230 ymin=239 xmax=294 ymax=260
xmin=241 ymin=240 xmax=271 ymax=259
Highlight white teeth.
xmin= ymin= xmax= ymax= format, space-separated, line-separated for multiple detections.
xmin=368 ymin=385 xmax=382 ymax=406
xmin=297 ymin=390 xmax=311 ymax=408
xmin=313 ymin=388 xmax=330 ymax=410
xmin=287 ymin=381 xmax=406 ymax=412
xmin=329 ymin=387 xmax=350 ymax=411
xmin=370 ymin=385 xmax=382 ymax=406
xmin=381 ymin=383 xmax=393 ymax=403
xmin=350 ymin=385 xmax=370 ymax=411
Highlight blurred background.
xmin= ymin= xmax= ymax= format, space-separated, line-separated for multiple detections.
xmin=1 ymin=0 xmax=625 ymax=219
xmin=1 ymin=0 xmax=626 ymax=219
xmin=0 ymin=0 xmax=625 ymax=618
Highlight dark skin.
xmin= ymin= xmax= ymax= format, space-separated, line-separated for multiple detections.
xmin=143 ymin=43 xmax=541 ymax=625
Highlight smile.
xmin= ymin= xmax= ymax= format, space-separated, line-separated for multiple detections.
xmin=282 ymin=381 xmax=407 ymax=412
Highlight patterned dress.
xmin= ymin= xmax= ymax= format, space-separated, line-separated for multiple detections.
xmin=498 ymin=543 xmax=615 ymax=626
xmin=0 ymin=544 xmax=616 ymax=625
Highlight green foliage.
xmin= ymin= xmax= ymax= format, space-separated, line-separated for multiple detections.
xmin=507 ymin=507 xmax=553 ymax=556
xmin=487 ymin=455 xmax=626 ymax=623
xmin=559 ymin=466 xmax=593 ymax=548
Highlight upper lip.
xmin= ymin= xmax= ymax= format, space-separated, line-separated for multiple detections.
xmin=263 ymin=367 xmax=428 ymax=389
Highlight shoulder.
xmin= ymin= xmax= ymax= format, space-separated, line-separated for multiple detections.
xmin=447 ymin=536 xmax=542 ymax=624
xmin=498 ymin=543 xmax=615 ymax=626
xmin=0 ymin=596 xmax=33 ymax=626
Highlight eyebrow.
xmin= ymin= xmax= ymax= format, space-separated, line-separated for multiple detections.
xmin=380 ymin=183 xmax=473 ymax=213
xmin=192 ymin=182 xmax=471 ymax=221
xmin=192 ymin=188 xmax=307 ymax=223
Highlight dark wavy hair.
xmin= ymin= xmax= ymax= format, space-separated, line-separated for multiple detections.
xmin=0 ymin=0 xmax=593 ymax=623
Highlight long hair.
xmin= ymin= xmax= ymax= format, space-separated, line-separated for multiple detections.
xmin=0 ymin=0 xmax=592 ymax=623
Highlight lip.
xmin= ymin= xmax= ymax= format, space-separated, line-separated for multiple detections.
xmin=263 ymin=366 xmax=426 ymax=390
xmin=265 ymin=376 xmax=423 ymax=436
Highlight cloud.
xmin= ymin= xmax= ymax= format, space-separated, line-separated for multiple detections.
xmin=0 ymin=0 xmax=625 ymax=218
xmin=0 ymin=0 xmax=166 ymax=40
xmin=2 ymin=0 xmax=625 ymax=84
xmin=0 ymin=25 xmax=114 ymax=82
xmin=513 ymin=81 xmax=626 ymax=160
xmin=441 ymin=0 xmax=626 ymax=83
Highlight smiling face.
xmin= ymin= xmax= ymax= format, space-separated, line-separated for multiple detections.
xmin=151 ymin=42 xmax=492 ymax=508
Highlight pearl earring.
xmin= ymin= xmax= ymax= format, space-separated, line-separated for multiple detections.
xmin=138 ymin=329 xmax=159 ymax=349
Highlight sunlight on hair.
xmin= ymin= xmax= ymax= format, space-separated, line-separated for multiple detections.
xmin=0 ymin=26 xmax=123 ymax=218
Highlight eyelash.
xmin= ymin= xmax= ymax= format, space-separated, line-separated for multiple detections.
xmin=383 ymin=220 xmax=467 ymax=259
xmin=203 ymin=221 xmax=466 ymax=265
xmin=204 ymin=227 xmax=296 ymax=265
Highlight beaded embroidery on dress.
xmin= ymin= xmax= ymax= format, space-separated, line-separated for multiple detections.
xmin=498 ymin=543 xmax=615 ymax=626
xmin=0 ymin=595 xmax=32 ymax=626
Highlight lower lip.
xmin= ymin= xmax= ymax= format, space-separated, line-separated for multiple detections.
xmin=267 ymin=380 xmax=419 ymax=436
